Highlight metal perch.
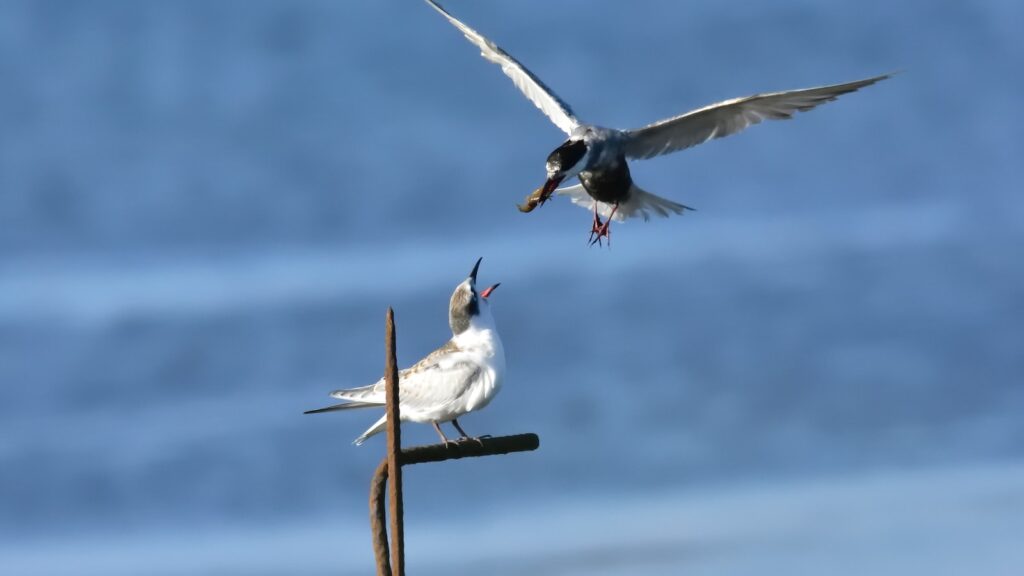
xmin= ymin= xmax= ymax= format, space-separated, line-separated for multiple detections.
xmin=367 ymin=308 xmax=540 ymax=576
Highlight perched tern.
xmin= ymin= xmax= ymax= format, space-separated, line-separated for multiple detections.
xmin=305 ymin=258 xmax=504 ymax=446
xmin=424 ymin=0 xmax=892 ymax=244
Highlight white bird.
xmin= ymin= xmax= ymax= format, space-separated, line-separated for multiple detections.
xmin=305 ymin=258 xmax=505 ymax=446
xmin=424 ymin=0 xmax=892 ymax=244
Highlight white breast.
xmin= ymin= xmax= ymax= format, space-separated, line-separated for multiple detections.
xmin=446 ymin=321 xmax=505 ymax=419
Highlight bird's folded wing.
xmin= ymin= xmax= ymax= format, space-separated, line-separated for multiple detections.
xmin=328 ymin=382 xmax=384 ymax=404
xmin=329 ymin=341 xmax=478 ymax=410
xmin=424 ymin=0 xmax=579 ymax=135
xmin=396 ymin=358 xmax=480 ymax=411
xmin=622 ymin=73 xmax=892 ymax=160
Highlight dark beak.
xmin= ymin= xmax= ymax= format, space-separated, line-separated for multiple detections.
xmin=480 ymin=283 xmax=500 ymax=299
xmin=468 ymin=257 xmax=482 ymax=283
xmin=541 ymin=175 xmax=564 ymax=198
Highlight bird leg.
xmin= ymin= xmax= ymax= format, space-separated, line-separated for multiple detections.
xmin=588 ymin=203 xmax=605 ymax=246
xmin=589 ymin=203 xmax=619 ymax=247
xmin=451 ymin=419 xmax=487 ymax=446
xmin=451 ymin=419 xmax=470 ymax=439
xmin=432 ymin=421 xmax=459 ymax=448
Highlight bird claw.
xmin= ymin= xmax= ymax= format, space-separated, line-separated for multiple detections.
xmin=588 ymin=215 xmax=611 ymax=247
xmin=459 ymin=435 xmax=488 ymax=447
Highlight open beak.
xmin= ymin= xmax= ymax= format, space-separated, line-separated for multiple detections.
xmin=480 ymin=283 xmax=500 ymax=299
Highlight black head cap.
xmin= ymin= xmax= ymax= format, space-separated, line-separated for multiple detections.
xmin=546 ymin=139 xmax=587 ymax=173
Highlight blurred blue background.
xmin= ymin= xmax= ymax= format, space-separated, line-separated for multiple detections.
xmin=2 ymin=0 xmax=1022 ymax=574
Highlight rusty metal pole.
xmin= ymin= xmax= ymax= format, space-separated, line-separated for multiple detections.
xmin=369 ymin=434 xmax=540 ymax=574
xmin=366 ymin=308 xmax=540 ymax=575
xmin=384 ymin=308 xmax=405 ymax=576
xmin=369 ymin=459 xmax=391 ymax=576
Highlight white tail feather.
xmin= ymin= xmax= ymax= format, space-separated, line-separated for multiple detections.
xmin=555 ymin=183 xmax=691 ymax=222
xmin=353 ymin=414 xmax=388 ymax=446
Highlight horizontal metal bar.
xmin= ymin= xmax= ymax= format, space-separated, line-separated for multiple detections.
xmin=399 ymin=433 xmax=540 ymax=466
xmin=369 ymin=433 xmax=540 ymax=573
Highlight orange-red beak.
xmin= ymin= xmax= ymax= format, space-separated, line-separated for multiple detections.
xmin=480 ymin=283 xmax=500 ymax=299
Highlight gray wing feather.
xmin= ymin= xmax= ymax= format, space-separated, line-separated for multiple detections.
xmin=424 ymin=0 xmax=579 ymax=135
xmin=304 ymin=401 xmax=377 ymax=415
xmin=395 ymin=360 xmax=480 ymax=411
xmin=323 ymin=339 xmax=478 ymax=410
xmin=328 ymin=383 xmax=383 ymax=403
xmin=623 ymin=73 xmax=893 ymax=160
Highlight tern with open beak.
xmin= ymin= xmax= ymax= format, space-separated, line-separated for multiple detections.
xmin=305 ymin=258 xmax=504 ymax=446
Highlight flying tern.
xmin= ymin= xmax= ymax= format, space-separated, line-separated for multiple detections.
xmin=424 ymin=0 xmax=891 ymax=244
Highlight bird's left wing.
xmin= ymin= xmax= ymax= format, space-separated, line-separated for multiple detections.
xmin=424 ymin=0 xmax=579 ymax=135
xmin=329 ymin=340 xmax=479 ymax=410
xmin=397 ymin=355 xmax=481 ymax=412
xmin=622 ymin=73 xmax=892 ymax=160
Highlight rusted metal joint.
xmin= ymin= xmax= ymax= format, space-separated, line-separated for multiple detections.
xmin=369 ymin=434 xmax=540 ymax=575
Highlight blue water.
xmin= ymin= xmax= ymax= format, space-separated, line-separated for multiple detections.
xmin=2 ymin=1 xmax=1022 ymax=574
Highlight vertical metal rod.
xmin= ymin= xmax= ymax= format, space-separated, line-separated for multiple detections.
xmin=384 ymin=308 xmax=405 ymax=576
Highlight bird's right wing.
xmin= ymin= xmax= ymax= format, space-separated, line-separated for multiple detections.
xmin=424 ymin=0 xmax=579 ymax=135
xmin=622 ymin=73 xmax=892 ymax=160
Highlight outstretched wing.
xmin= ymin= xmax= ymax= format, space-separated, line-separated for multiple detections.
xmin=424 ymin=0 xmax=579 ymax=135
xmin=622 ymin=73 xmax=893 ymax=160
